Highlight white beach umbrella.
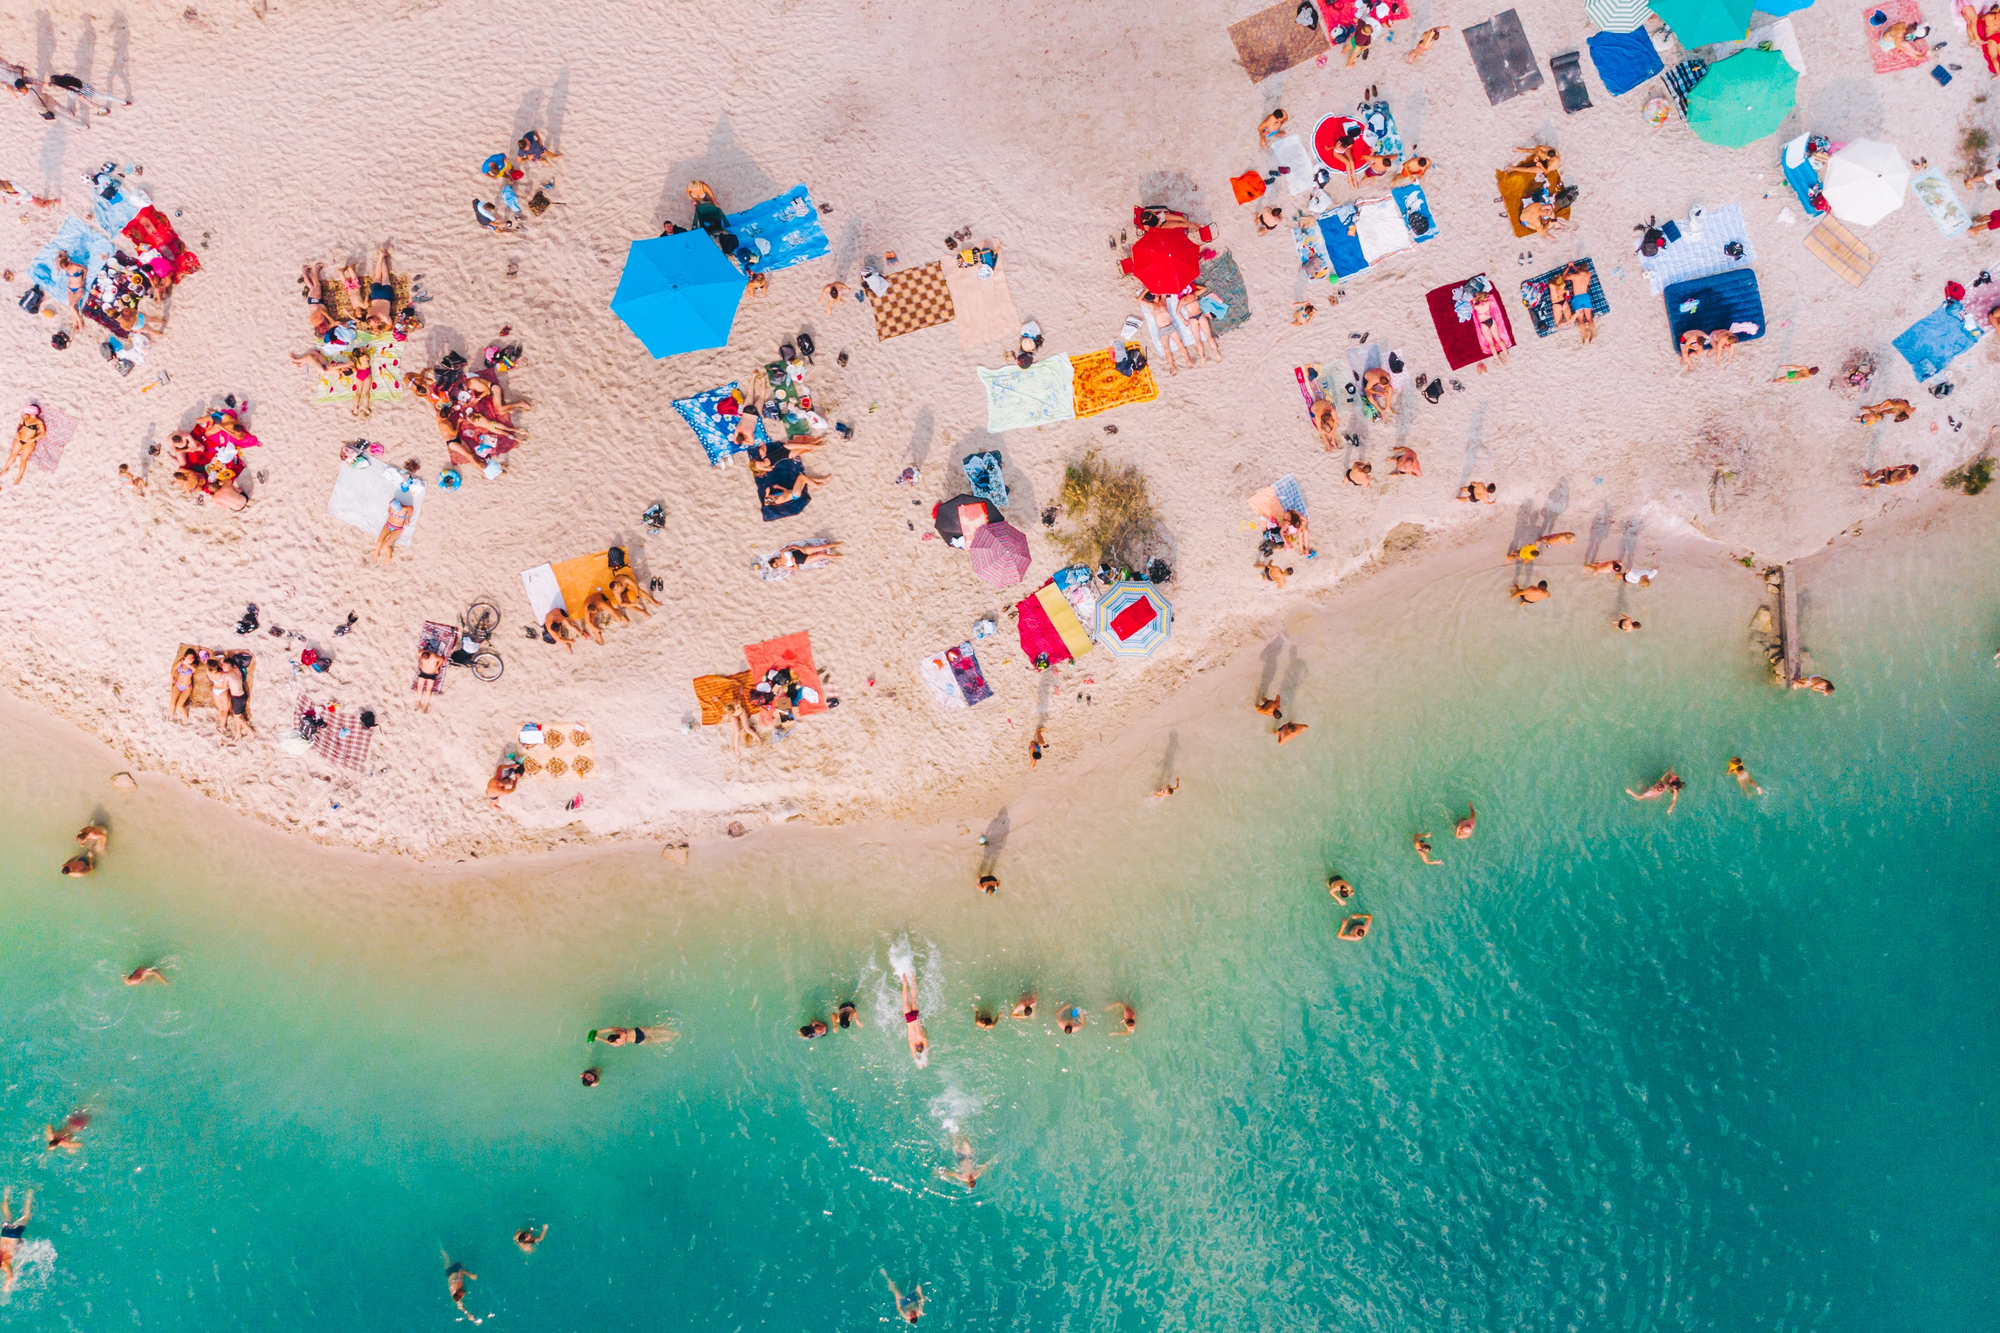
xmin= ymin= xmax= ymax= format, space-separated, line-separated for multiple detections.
xmin=1822 ymin=139 xmax=1911 ymax=227
xmin=1586 ymin=0 xmax=1654 ymax=32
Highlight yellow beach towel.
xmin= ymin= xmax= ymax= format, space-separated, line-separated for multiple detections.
xmin=1070 ymin=347 xmax=1160 ymax=419
xmin=1034 ymin=583 xmax=1094 ymax=660
xmin=553 ymin=551 xmax=614 ymax=616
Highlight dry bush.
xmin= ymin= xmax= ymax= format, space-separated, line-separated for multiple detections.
xmin=1054 ymin=450 xmax=1159 ymax=570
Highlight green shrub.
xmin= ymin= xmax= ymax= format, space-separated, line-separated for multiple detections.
xmin=1941 ymin=456 xmax=1994 ymax=496
xmin=1055 ymin=450 xmax=1159 ymax=570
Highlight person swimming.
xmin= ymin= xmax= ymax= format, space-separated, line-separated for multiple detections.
xmin=1414 ymin=833 xmax=1442 ymax=865
xmin=973 ymin=1007 xmax=998 ymax=1029
xmin=1626 ymin=768 xmax=1686 ymax=813
xmin=513 ymin=1224 xmax=548 ymax=1254
xmin=1010 ymin=994 xmax=1037 ymax=1019
xmin=445 ymin=1258 xmax=482 ymax=1324
xmin=1338 ymin=914 xmax=1373 ymax=941
xmin=798 ymin=1019 xmax=829 ymax=1039
xmin=45 ymin=1110 xmax=88 ymax=1152
xmin=1727 ymin=757 xmax=1763 ymax=797
xmin=1454 ymin=805 xmax=1476 ymax=839
xmin=1328 ymin=876 xmax=1355 ymax=902
xmin=0 ymin=1187 xmax=30 ymax=1297
xmin=836 ymin=1002 xmax=861 ymax=1030
xmin=1057 ymin=1004 xmax=1086 ymax=1034
xmin=61 ymin=823 xmax=107 ymax=877
xmin=1106 ymin=1002 xmax=1137 ymax=1034
xmin=936 ymin=1134 xmax=992 ymax=1189
xmin=123 ymin=963 xmax=168 ymax=985
xmin=900 ymin=973 xmax=929 ymax=1067
xmin=592 ymin=1025 xmax=675 ymax=1047
xmin=883 ymin=1271 xmax=926 ymax=1323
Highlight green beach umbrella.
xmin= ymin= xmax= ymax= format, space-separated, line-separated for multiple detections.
xmin=1684 ymin=49 xmax=1797 ymax=149
xmin=1651 ymin=0 xmax=1753 ymax=44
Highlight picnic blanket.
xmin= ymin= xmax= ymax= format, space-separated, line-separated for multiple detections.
xmin=978 ymin=359 xmax=1076 ymax=432
xmin=520 ymin=551 xmax=614 ymax=618
xmin=29 ymin=216 xmax=116 ymax=298
xmin=961 ymin=450 xmax=1009 ymax=507
xmin=1464 ymin=10 xmax=1545 ymax=105
xmin=1892 ymin=301 xmax=1985 ymax=380
xmin=292 ymin=694 xmax=372 ymax=772
xmin=744 ymin=632 xmax=827 ymax=718
xmin=1198 ymin=251 xmax=1251 ymax=335
xmin=27 ymin=405 xmax=77 ymax=474
xmin=1228 ymin=1 xmax=1329 ymax=81
xmin=672 ymin=383 xmax=770 ymax=467
xmin=173 ymin=645 xmax=254 ymax=719
xmin=1319 ymin=194 xmax=1423 ymax=279
xmin=1551 ymin=51 xmax=1593 ymax=112
xmin=870 ymin=261 xmax=956 ymax=340
xmin=1358 ymin=100 xmax=1404 ymax=161
xmin=942 ymin=250 xmax=1021 ymax=350
xmin=1070 ymin=347 xmax=1160 ymax=418
xmin=308 ymin=330 xmax=409 ymax=404
xmin=1249 ymin=473 xmax=1311 ymax=527
xmin=1518 ymin=259 xmax=1609 ymax=336
xmin=1639 ymin=203 xmax=1756 ymax=294
xmin=1663 ymin=269 xmax=1766 ymax=352
xmin=1053 ymin=565 xmax=1101 ymax=636
xmin=1911 ymin=168 xmax=1972 ymax=237
xmin=519 ymin=722 xmax=596 ymax=782
xmin=693 ymin=670 xmax=752 ymax=725
xmin=1496 ymin=166 xmax=1570 ymax=239
xmin=327 ymin=458 xmax=425 ymax=548
xmin=917 ymin=649 xmax=970 ymax=710
xmin=1863 ymin=0 xmax=1927 ymax=72
xmin=1587 ymin=27 xmax=1664 ymax=96
xmin=1427 ymin=277 xmax=1516 ymax=370
xmin=724 ymin=185 xmax=829 ymax=273
xmin=415 ymin=621 xmax=457 ymax=696
xmin=1803 ymin=215 xmax=1876 ymax=286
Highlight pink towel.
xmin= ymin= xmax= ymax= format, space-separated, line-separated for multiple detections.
xmin=1863 ymin=0 xmax=1928 ymax=73
xmin=29 ymin=404 xmax=78 ymax=473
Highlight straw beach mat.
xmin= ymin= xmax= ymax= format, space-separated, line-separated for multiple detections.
xmin=1803 ymin=216 xmax=1876 ymax=287
xmin=1228 ymin=1 xmax=1327 ymax=82
xmin=870 ymin=262 xmax=956 ymax=340
xmin=518 ymin=722 xmax=596 ymax=781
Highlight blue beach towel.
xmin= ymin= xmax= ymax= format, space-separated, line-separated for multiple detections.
xmin=1662 ymin=269 xmax=1766 ymax=353
xmin=1318 ymin=208 xmax=1370 ymax=280
xmin=1052 ymin=564 xmax=1093 ymax=593
xmin=725 ymin=185 xmax=829 ymax=273
xmin=672 ymin=383 xmax=770 ymax=466
xmin=1892 ymin=303 xmax=1984 ymax=382
xmin=1586 ymin=28 xmax=1664 ymax=97
xmin=1393 ymin=183 xmax=1437 ymax=244
xmin=30 ymin=216 xmax=116 ymax=298
xmin=1359 ymin=101 xmax=1404 ymax=160
xmin=961 ymin=449 xmax=1009 ymax=507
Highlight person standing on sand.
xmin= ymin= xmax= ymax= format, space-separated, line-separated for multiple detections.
xmin=1275 ymin=721 xmax=1309 ymax=743
xmin=978 ymin=874 xmax=999 ymax=895
xmin=1414 ymin=833 xmax=1441 ymax=865
xmin=1511 ymin=581 xmax=1550 ymax=604
xmin=1455 ymin=805 xmax=1475 ymax=839
xmin=444 ymin=1257 xmax=481 ymax=1324
xmin=1615 ymin=616 xmax=1641 ymax=632
xmin=899 ymin=973 xmax=929 ymax=1068
xmin=514 ymin=1224 xmax=547 ymax=1254
xmin=883 ymin=1272 xmax=925 ymax=1323
xmin=1029 ymin=725 xmax=1045 ymax=768
xmin=1388 ymin=446 xmax=1420 ymax=476
xmin=486 ymin=759 xmax=524 ymax=811
xmin=1626 ymin=769 xmax=1684 ymax=813
xmin=1152 ymin=779 xmax=1179 ymax=798
xmin=1727 ymin=757 xmax=1763 ymax=796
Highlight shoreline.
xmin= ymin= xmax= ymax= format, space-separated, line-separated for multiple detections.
xmin=4 ymin=486 xmax=1973 ymax=870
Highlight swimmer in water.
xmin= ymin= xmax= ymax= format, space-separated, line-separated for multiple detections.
xmin=61 ymin=823 xmax=107 ymax=877
xmin=1106 ymin=1002 xmax=1137 ymax=1034
xmin=1414 ymin=833 xmax=1441 ymax=865
xmin=1328 ymin=876 xmax=1354 ymax=902
xmin=1455 ymin=804 xmax=1476 ymax=839
xmin=1338 ymin=913 xmax=1372 ymax=941
xmin=899 ymin=972 xmax=929 ymax=1068
xmin=1727 ymin=757 xmax=1763 ymax=797
xmin=798 ymin=1019 xmax=829 ymax=1039
xmin=444 ymin=1257 xmax=481 ymax=1324
xmin=1626 ymin=768 xmax=1685 ymax=813
xmin=973 ymin=1006 xmax=998 ymax=1029
xmin=883 ymin=1271 xmax=926 ymax=1323
xmin=1057 ymin=1004 xmax=1086 ymax=1034
xmin=1275 ymin=721 xmax=1309 ymax=744
xmin=0 ymin=1187 xmax=31 ymax=1297
xmin=1255 ymin=694 xmax=1282 ymax=721
xmin=936 ymin=1134 xmax=993 ymax=1189
xmin=1010 ymin=994 xmax=1037 ymax=1019
xmin=44 ymin=1111 xmax=87 ymax=1152
xmin=513 ymin=1224 xmax=548 ymax=1254
xmin=836 ymin=1002 xmax=861 ymax=1030
xmin=579 ymin=1067 xmax=600 ymax=1087
xmin=592 ymin=1025 xmax=675 ymax=1048
xmin=123 ymin=963 xmax=169 ymax=985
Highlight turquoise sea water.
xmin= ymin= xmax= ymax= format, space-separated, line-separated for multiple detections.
xmin=0 ymin=517 xmax=1994 ymax=1330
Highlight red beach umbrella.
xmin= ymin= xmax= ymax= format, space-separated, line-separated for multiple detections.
xmin=967 ymin=520 xmax=1032 ymax=587
xmin=1125 ymin=227 xmax=1202 ymax=296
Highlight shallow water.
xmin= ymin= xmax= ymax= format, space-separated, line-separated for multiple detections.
xmin=0 ymin=515 xmax=1993 ymax=1330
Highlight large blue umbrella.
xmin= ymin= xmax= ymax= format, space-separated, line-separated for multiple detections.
xmin=1093 ymin=581 xmax=1173 ymax=657
xmin=610 ymin=232 xmax=746 ymax=358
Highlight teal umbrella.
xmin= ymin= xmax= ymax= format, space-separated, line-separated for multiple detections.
xmin=1685 ymin=49 xmax=1797 ymax=149
xmin=1652 ymin=0 xmax=1753 ymax=44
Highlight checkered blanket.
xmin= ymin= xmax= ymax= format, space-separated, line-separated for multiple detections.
xmin=293 ymin=694 xmax=373 ymax=771
xmin=870 ymin=262 xmax=956 ymax=340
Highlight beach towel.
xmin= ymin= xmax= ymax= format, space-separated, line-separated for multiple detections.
xmin=1427 ymin=276 xmax=1517 ymax=370
xmin=520 ymin=563 xmax=563 ymax=619
xmin=961 ymin=450 xmax=1009 ymax=507
xmin=1862 ymin=0 xmax=1926 ymax=72
xmin=916 ymin=651 xmax=969 ymax=710
xmin=29 ymin=216 xmax=115 ymax=297
xmin=1059 ymin=576 xmax=1101 ymax=637
xmin=553 ymin=551 xmax=615 ymax=616
xmin=942 ymin=250 xmax=1022 ymax=350
xmin=672 ymin=383 xmax=769 ymax=467
xmin=414 ymin=621 xmax=457 ymax=696
xmin=91 ymin=175 xmax=148 ymax=236
xmin=1803 ymin=216 xmax=1876 ymax=286
xmin=1892 ymin=301 xmax=1984 ymax=380
xmin=756 ymin=456 xmax=815 ymax=521
xmin=1639 ymin=203 xmax=1756 ymax=293
xmin=1016 ymin=590 xmax=1072 ymax=666
xmin=1663 ymin=269 xmax=1766 ymax=352
xmin=946 ymin=643 xmax=993 ymax=706
xmin=978 ymin=359 xmax=1077 ymax=432
xmin=1035 ymin=582 xmax=1095 ymax=659
xmin=744 ymin=631 xmax=827 ymax=719
xmin=1268 ymin=133 xmax=1317 ymax=195
xmin=1587 ymin=27 xmax=1664 ymax=95
xmin=870 ymin=261 xmax=956 ymax=340
xmin=1551 ymin=51 xmax=1593 ymax=112
xmin=1198 ymin=251 xmax=1252 ymax=335
xmin=1353 ymin=197 xmax=1417 ymax=263
xmin=724 ymin=185 xmax=829 ymax=273
xmin=1496 ymin=166 xmax=1570 ymax=239
xmin=327 ymin=458 xmax=425 ymax=548
xmin=1663 ymin=58 xmax=1709 ymax=113
xmin=293 ymin=694 xmax=372 ymax=772
xmin=518 ymin=722 xmax=596 ymax=782
xmin=1293 ymin=221 xmax=1333 ymax=280
xmin=1358 ymin=101 xmax=1405 ymax=161
xmin=1394 ymin=184 xmax=1438 ymax=243
xmin=1463 ymin=11 xmax=1545 ymax=105
xmin=27 ymin=405 xmax=77 ymax=474
xmin=1518 ymin=259 xmax=1609 ymax=336
xmin=172 ymin=645 xmax=255 ymax=720
xmin=1228 ymin=1 xmax=1330 ymax=81
xmin=1318 ymin=206 xmax=1372 ymax=279
xmin=1781 ymin=134 xmax=1827 ymax=215
xmin=1911 ymin=168 xmax=1972 ymax=237
xmin=309 ymin=330 xmax=409 ymax=404
xmin=1070 ymin=347 xmax=1160 ymax=418
xmin=693 ymin=671 xmax=752 ymax=726
xmin=1346 ymin=344 xmax=1413 ymax=392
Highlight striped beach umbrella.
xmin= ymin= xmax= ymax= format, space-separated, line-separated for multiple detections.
xmin=1585 ymin=0 xmax=1654 ymax=34
xmin=1093 ymin=581 xmax=1173 ymax=657
xmin=967 ymin=521 xmax=1031 ymax=587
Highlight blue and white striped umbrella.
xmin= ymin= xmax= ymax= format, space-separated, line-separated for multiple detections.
xmin=1093 ymin=581 xmax=1173 ymax=657
xmin=1586 ymin=0 xmax=1654 ymax=33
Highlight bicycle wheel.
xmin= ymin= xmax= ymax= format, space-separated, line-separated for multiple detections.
xmin=471 ymin=651 xmax=504 ymax=682
xmin=464 ymin=602 xmax=500 ymax=642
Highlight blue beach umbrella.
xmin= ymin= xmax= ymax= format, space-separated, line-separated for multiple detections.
xmin=610 ymin=232 xmax=746 ymax=358
xmin=1093 ymin=581 xmax=1173 ymax=657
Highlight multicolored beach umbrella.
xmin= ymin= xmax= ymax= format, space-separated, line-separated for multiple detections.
xmin=1093 ymin=581 xmax=1173 ymax=657
xmin=968 ymin=521 xmax=1032 ymax=588
xmin=610 ymin=231 xmax=746 ymax=358
xmin=1585 ymin=0 xmax=1654 ymax=34
xmin=1684 ymin=49 xmax=1797 ymax=149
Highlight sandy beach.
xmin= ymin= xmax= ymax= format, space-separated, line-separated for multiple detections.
xmin=0 ymin=0 xmax=1993 ymax=858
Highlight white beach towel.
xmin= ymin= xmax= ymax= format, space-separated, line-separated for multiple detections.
xmin=1268 ymin=133 xmax=1316 ymax=195
xmin=520 ymin=563 xmax=564 ymax=618
xmin=977 ymin=359 xmax=1077 ymax=432
xmin=326 ymin=459 xmax=424 ymax=548
xmin=1353 ymin=197 xmax=1416 ymax=264
xmin=915 ymin=652 xmax=967 ymax=710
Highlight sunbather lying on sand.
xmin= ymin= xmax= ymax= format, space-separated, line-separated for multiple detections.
xmin=1855 ymin=399 xmax=1913 ymax=424
xmin=767 ymin=541 xmax=846 ymax=572
xmin=1362 ymin=368 xmax=1394 ymax=420
xmin=1511 ymin=144 xmax=1561 ymax=175
xmin=1862 ymin=463 xmax=1920 ymax=486
xmin=1520 ymin=197 xmax=1568 ymax=238
xmin=5 ymin=405 xmax=46 ymax=484
xmin=1138 ymin=292 xmax=1189 ymax=376
xmin=1457 ymin=481 xmax=1498 ymax=503
xmin=1562 ymin=269 xmax=1598 ymax=344
xmin=1392 ymin=155 xmax=1431 ymax=185
xmin=1346 ymin=460 xmax=1373 ymax=487
xmin=1471 ymin=289 xmax=1511 ymax=368
xmin=58 ymin=255 xmax=86 ymax=331
xmin=1583 ymin=558 xmax=1623 ymax=574
xmin=1134 ymin=205 xmax=1197 ymax=232
xmin=372 ymin=498 xmax=411 ymax=564
xmin=1176 ymin=287 xmax=1222 ymax=365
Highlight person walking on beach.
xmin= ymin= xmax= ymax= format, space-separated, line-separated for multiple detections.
xmin=1414 ymin=832 xmax=1441 ymax=865
xmin=1626 ymin=768 xmax=1685 ymax=813
xmin=61 ymin=824 xmax=107 ymax=878
xmin=1727 ymin=757 xmax=1763 ymax=797
xmin=0 ymin=1188 xmax=30 ymax=1297
xmin=1256 ymin=694 xmax=1282 ymax=721
xmin=1107 ymin=1002 xmax=1137 ymax=1034
xmin=883 ymin=1271 xmax=925 ymax=1323
xmin=1029 ymin=725 xmax=1045 ymax=768
xmin=513 ymin=1224 xmax=547 ymax=1254
xmin=1615 ymin=616 xmax=1641 ymax=632
xmin=978 ymin=874 xmax=999 ymax=895
xmin=899 ymin=972 xmax=929 ymax=1068
xmin=1455 ymin=805 xmax=1476 ymax=839
xmin=1511 ymin=580 xmax=1550 ymax=604
xmin=1152 ymin=779 xmax=1179 ymax=798
xmin=444 ymin=1257 xmax=481 ymax=1324
xmin=936 ymin=1134 xmax=993 ymax=1189
xmin=486 ymin=759 xmax=524 ymax=812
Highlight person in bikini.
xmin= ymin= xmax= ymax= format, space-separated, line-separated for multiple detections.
xmin=1877 ymin=19 xmax=1931 ymax=61
xmin=766 ymin=541 xmax=845 ymax=573
xmin=1679 ymin=330 xmax=1709 ymax=371
xmin=899 ymin=972 xmax=929 ymax=1067
xmin=0 ymin=1187 xmax=30 ymax=1296
xmin=1626 ymin=768 xmax=1685 ymax=813
xmin=1727 ymin=757 xmax=1763 ymax=796
xmin=58 ymin=254 xmax=87 ymax=332
xmin=5 ymin=405 xmax=47 ymax=486
xmin=372 ymin=498 xmax=412 ymax=564
xmin=1406 ymin=25 xmax=1449 ymax=62
xmin=171 ymin=648 xmax=199 ymax=721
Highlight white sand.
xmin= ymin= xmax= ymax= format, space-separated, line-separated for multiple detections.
xmin=0 ymin=0 xmax=1990 ymax=858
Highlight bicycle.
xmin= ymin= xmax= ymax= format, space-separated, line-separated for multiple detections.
xmin=451 ymin=602 xmax=505 ymax=681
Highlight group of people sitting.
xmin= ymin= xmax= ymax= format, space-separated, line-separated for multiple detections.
xmin=731 ymin=376 xmax=836 ymax=515
xmin=1504 ymin=144 xmax=1575 ymax=239
xmin=169 ymin=646 xmax=254 ymax=738
xmin=660 ymin=180 xmax=769 ymax=294
xmin=473 ymin=129 xmax=560 ymax=232
xmin=164 ymin=407 xmax=261 ymax=511
xmin=718 ymin=662 xmax=818 ymax=751
xmin=292 ymin=247 xmax=423 ymax=417
xmin=1678 ymin=327 xmax=1745 ymax=370
xmin=410 ymin=344 xmax=530 ymax=480
xmin=541 ymin=548 xmax=661 ymax=653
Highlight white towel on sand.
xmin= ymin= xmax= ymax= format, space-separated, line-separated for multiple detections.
xmin=326 ymin=459 xmax=423 ymax=547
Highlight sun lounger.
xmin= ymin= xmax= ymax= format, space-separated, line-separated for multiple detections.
xmin=1228 ymin=1 xmax=1330 ymax=82
xmin=870 ymin=261 xmax=956 ymax=340
xmin=1519 ymin=259 xmax=1609 ymax=336
xmin=1893 ymin=301 xmax=1985 ymax=380
xmin=327 ymin=457 xmax=424 ymax=547
xmin=1463 ymin=10 xmax=1545 ymax=105
xmin=1587 ymin=28 xmax=1663 ymax=96
xmin=1663 ymin=269 xmax=1766 ymax=353
xmin=1803 ymin=216 xmax=1876 ymax=286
